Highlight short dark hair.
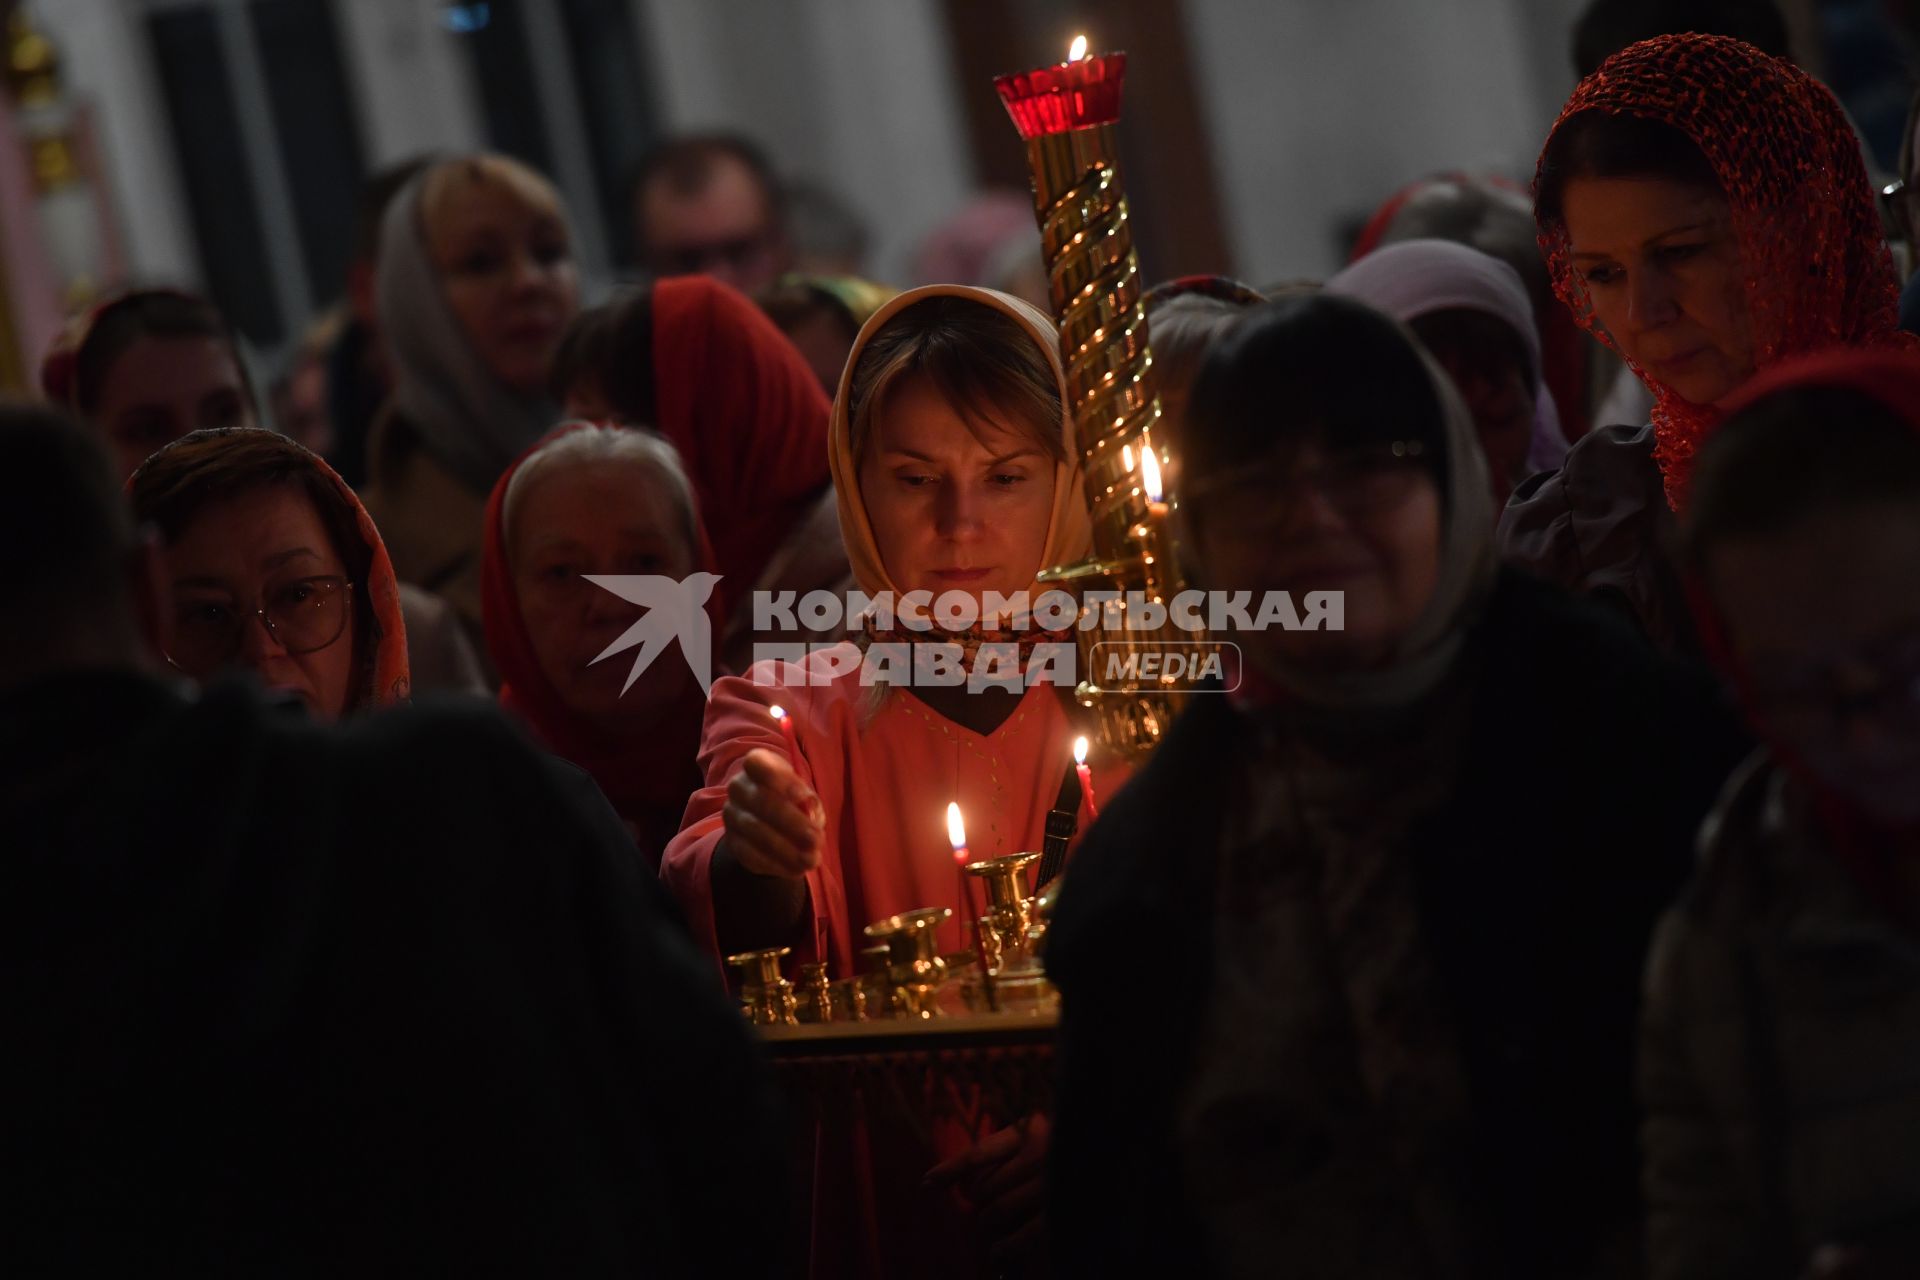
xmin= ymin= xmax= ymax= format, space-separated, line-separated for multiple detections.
xmin=630 ymin=134 xmax=783 ymax=232
xmin=1185 ymin=294 xmax=1446 ymax=491
xmin=1535 ymin=111 xmax=1723 ymax=226
xmin=1572 ymin=0 xmax=1790 ymax=79
xmin=0 ymin=399 xmax=136 ymax=619
xmin=547 ymin=287 xmax=656 ymax=422
xmin=352 ymin=155 xmax=435 ymax=269
xmin=1683 ymin=384 xmax=1920 ymax=564
xmin=62 ymin=291 xmax=235 ymax=416
xmin=757 ymin=279 xmax=862 ymax=345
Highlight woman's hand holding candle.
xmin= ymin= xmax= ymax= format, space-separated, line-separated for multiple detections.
xmin=722 ymin=748 xmax=825 ymax=878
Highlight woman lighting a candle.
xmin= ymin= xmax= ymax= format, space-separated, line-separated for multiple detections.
xmin=660 ymin=284 xmax=1117 ymax=1276
xmin=660 ymin=284 xmax=1115 ymax=968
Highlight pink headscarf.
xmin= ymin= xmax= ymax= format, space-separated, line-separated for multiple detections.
xmin=1326 ymin=238 xmax=1569 ymax=474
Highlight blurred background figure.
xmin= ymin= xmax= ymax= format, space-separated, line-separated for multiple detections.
xmin=364 ymin=152 xmax=580 ymax=644
xmin=910 ymin=188 xmax=1050 ymax=310
xmin=1571 ymin=0 xmax=1792 ymax=78
xmin=1349 ymin=172 xmax=1623 ymax=441
xmin=783 ymin=176 xmax=872 ymax=279
xmin=630 ymin=132 xmax=791 ymax=294
xmin=1140 ymin=274 xmax=1266 ymax=466
xmin=322 ymin=156 xmax=435 ymax=489
xmin=546 ymin=278 xmax=844 ymax=671
xmin=756 ymin=273 xmax=896 ymax=394
xmin=1328 ymin=239 xmax=1568 ymax=508
xmin=40 ymin=287 xmax=255 ymax=482
xmin=267 ymin=309 xmax=339 ymax=461
xmin=0 ymin=402 xmax=782 ymax=1279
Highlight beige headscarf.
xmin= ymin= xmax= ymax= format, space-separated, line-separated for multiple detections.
xmin=827 ymin=284 xmax=1093 ymax=600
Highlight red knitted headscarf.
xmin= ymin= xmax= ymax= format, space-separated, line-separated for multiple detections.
xmin=1535 ymin=34 xmax=1917 ymax=510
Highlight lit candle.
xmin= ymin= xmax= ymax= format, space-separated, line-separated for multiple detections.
xmin=769 ymin=703 xmax=800 ymax=762
xmin=1068 ymin=32 xmax=1089 ymax=62
xmin=1073 ymin=735 xmax=1101 ymax=819
xmin=947 ymin=800 xmax=976 ymax=950
xmin=1139 ymin=442 xmax=1169 ymax=519
xmin=946 ymin=800 xmax=971 ymax=866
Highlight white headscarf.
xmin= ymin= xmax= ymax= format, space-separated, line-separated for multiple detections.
xmin=375 ymin=166 xmax=564 ymax=494
xmin=1326 ymin=238 xmax=1569 ymax=473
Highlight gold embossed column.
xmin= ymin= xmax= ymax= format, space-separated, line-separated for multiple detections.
xmin=995 ymin=40 xmax=1205 ymax=758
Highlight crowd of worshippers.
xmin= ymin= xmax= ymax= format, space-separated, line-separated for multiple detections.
xmin=9 ymin=1 xmax=1920 ymax=1275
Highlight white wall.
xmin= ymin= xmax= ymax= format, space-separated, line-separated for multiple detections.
xmin=634 ymin=0 xmax=976 ymax=284
xmin=34 ymin=0 xmax=199 ymax=287
xmin=334 ymin=0 xmax=486 ymax=166
xmin=1182 ymin=0 xmax=1588 ymax=284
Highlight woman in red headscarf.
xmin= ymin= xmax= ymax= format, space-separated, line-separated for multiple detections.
xmin=480 ymin=422 xmax=716 ymax=863
xmin=548 ymin=277 xmax=844 ymax=671
xmin=1503 ymin=34 xmax=1920 ymax=653
xmin=128 ymin=427 xmax=411 ymax=717
xmin=1647 ymin=349 xmax=1920 ymax=1279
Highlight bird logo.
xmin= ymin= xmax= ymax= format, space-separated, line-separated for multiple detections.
xmin=582 ymin=573 xmax=724 ymax=696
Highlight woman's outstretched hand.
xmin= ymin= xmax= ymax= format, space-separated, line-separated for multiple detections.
xmin=722 ymin=748 xmax=824 ymax=878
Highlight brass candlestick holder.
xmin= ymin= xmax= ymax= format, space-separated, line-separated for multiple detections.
xmin=864 ymin=907 xmax=954 ymax=1019
xmin=797 ymin=960 xmax=836 ymax=1024
xmin=996 ymin=46 xmax=1210 ymax=759
xmin=964 ymin=851 xmax=1041 ymax=975
xmin=726 ymin=946 xmax=799 ymax=1027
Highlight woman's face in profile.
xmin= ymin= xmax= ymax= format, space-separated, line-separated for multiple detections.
xmin=1561 ymin=175 xmax=1754 ymax=405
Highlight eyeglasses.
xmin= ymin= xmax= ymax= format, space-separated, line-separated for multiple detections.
xmin=166 ymin=575 xmax=354 ymax=676
xmin=1746 ymin=631 xmax=1920 ymax=741
xmin=1185 ymin=440 xmax=1432 ymax=525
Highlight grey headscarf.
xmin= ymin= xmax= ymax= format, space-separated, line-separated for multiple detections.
xmin=375 ymin=165 xmax=563 ymax=494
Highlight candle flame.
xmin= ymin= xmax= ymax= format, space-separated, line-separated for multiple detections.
xmin=1140 ymin=445 xmax=1164 ymax=503
xmin=1121 ymin=443 xmax=1134 ymax=472
xmin=769 ymin=704 xmax=787 ymax=722
xmin=946 ymin=801 xmax=968 ymax=851
xmin=1073 ymin=735 xmax=1089 ymax=765
xmin=1068 ymin=33 xmax=1089 ymax=61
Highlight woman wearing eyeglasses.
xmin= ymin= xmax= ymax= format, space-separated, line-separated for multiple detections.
xmin=129 ymin=427 xmax=411 ymax=718
xmin=1047 ymin=294 xmax=1750 ymax=1277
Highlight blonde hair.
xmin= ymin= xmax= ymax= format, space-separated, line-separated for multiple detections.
xmin=418 ymin=153 xmax=567 ymax=253
xmin=503 ymin=424 xmax=701 ymax=562
xmin=846 ymin=295 xmax=1065 ymax=465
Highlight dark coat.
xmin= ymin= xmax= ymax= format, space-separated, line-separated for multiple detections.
xmin=1642 ymin=755 xmax=1920 ymax=1278
xmin=1499 ymin=423 xmax=1699 ymax=655
xmin=0 ymin=671 xmax=778 ymax=1277
xmin=1046 ymin=570 xmax=1750 ymax=1278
